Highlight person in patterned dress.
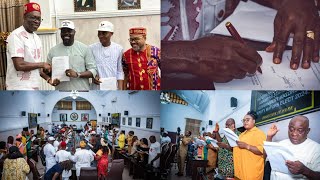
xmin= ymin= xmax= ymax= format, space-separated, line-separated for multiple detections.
xmin=216 ymin=118 xmax=241 ymax=178
xmin=122 ymin=27 xmax=161 ymax=90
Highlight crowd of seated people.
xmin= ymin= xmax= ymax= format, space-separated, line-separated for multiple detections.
xmin=0 ymin=122 xmax=161 ymax=180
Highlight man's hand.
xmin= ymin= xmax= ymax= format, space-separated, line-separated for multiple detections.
xmin=267 ymin=124 xmax=279 ymax=138
xmin=162 ymin=36 xmax=262 ymax=83
xmin=65 ymin=69 xmax=78 ymax=78
xmin=286 ymin=160 xmax=306 ymax=175
xmin=236 ymin=140 xmax=249 ymax=150
xmin=48 ymin=78 xmax=60 ymax=86
xmin=93 ymin=75 xmax=102 ymax=85
xmin=42 ymin=63 xmax=51 ymax=74
xmin=266 ymin=0 xmax=319 ymax=70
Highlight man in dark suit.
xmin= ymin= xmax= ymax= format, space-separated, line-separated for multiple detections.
xmin=77 ymin=0 xmax=94 ymax=8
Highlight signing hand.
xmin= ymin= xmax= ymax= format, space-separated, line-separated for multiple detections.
xmin=266 ymin=0 xmax=319 ymax=69
xmin=162 ymin=36 xmax=262 ymax=83
xmin=42 ymin=62 xmax=52 ymax=74
xmin=286 ymin=160 xmax=306 ymax=175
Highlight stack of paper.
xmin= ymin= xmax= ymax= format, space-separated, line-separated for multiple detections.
xmin=222 ymin=128 xmax=239 ymax=147
xmin=264 ymin=141 xmax=297 ymax=174
xmin=204 ymin=136 xmax=219 ymax=147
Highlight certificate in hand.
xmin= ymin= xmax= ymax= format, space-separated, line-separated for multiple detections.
xmin=99 ymin=77 xmax=117 ymax=90
xmin=52 ymin=56 xmax=70 ymax=82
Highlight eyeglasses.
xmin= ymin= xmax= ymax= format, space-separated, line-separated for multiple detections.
xmin=27 ymin=16 xmax=42 ymax=22
xmin=128 ymin=37 xmax=143 ymax=42
xmin=242 ymin=118 xmax=252 ymax=123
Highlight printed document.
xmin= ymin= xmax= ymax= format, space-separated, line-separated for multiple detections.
xmin=215 ymin=51 xmax=320 ymax=90
xmin=264 ymin=141 xmax=297 ymax=175
xmin=52 ymin=56 xmax=70 ymax=82
xmin=99 ymin=77 xmax=117 ymax=90
xmin=205 ymin=136 xmax=219 ymax=147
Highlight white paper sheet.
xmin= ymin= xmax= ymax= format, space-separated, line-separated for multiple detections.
xmin=264 ymin=141 xmax=297 ymax=175
xmin=211 ymin=0 xmax=293 ymax=46
xmin=215 ymin=51 xmax=320 ymax=90
xmin=99 ymin=77 xmax=117 ymax=90
xmin=205 ymin=136 xmax=219 ymax=148
xmin=52 ymin=56 xmax=70 ymax=82
xmin=222 ymin=128 xmax=239 ymax=147
xmin=194 ymin=138 xmax=207 ymax=146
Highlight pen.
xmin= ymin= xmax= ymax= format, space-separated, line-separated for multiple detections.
xmin=225 ymin=21 xmax=262 ymax=74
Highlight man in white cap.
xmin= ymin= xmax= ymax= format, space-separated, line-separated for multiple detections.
xmin=43 ymin=136 xmax=57 ymax=172
xmin=41 ymin=20 xmax=97 ymax=90
xmin=90 ymin=21 xmax=124 ymax=90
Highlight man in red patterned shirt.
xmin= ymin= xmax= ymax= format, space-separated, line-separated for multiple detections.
xmin=122 ymin=27 xmax=161 ymax=90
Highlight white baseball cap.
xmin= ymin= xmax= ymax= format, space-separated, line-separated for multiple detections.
xmin=60 ymin=20 xmax=75 ymax=30
xmin=48 ymin=137 xmax=55 ymax=141
xmin=97 ymin=21 xmax=114 ymax=32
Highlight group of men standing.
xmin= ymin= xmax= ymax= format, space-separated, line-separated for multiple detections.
xmin=5 ymin=2 xmax=161 ymax=90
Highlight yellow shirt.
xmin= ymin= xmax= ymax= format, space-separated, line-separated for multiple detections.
xmin=118 ymin=134 xmax=125 ymax=149
xmin=233 ymin=126 xmax=266 ymax=180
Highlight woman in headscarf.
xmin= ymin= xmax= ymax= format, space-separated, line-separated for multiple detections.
xmin=2 ymin=146 xmax=30 ymax=180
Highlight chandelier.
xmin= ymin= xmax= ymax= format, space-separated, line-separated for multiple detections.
xmin=160 ymin=92 xmax=171 ymax=104
xmin=70 ymin=90 xmax=79 ymax=99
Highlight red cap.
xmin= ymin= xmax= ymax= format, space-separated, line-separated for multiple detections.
xmin=24 ymin=3 xmax=41 ymax=15
xmin=60 ymin=141 xmax=67 ymax=147
xmin=129 ymin=27 xmax=146 ymax=35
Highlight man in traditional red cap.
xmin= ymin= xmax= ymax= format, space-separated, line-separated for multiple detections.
xmin=122 ymin=27 xmax=161 ymax=90
xmin=55 ymin=141 xmax=74 ymax=179
xmin=6 ymin=2 xmax=51 ymax=90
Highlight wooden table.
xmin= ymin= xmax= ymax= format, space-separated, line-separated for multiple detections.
xmin=190 ymin=158 xmax=208 ymax=180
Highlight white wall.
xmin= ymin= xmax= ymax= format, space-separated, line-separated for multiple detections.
xmin=160 ymin=102 xmax=204 ymax=134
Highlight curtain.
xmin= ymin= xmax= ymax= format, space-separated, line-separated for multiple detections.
xmin=76 ymin=101 xmax=92 ymax=110
xmin=0 ymin=0 xmax=28 ymax=90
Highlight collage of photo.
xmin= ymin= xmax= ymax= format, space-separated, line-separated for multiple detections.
xmin=0 ymin=0 xmax=319 ymax=180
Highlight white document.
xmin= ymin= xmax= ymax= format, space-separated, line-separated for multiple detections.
xmin=222 ymin=128 xmax=239 ymax=147
xmin=211 ymin=0 xmax=293 ymax=46
xmin=52 ymin=56 xmax=70 ymax=82
xmin=215 ymin=51 xmax=320 ymax=90
xmin=99 ymin=77 xmax=117 ymax=90
xmin=205 ymin=136 xmax=219 ymax=148
xmin=194 ymin=137 xmax=207 ymax=146
xmin=264 ymin=141 xmax=297 ymax=175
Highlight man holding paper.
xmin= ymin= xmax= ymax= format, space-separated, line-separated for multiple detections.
xmin=90 ymin=21 xmax=124 ymax=90
xmin=41 ymin=20 xmax=97 ymax=90
xmin=266 ymin=115 xmax=320 ymax=179
xmin=233 ymin=111 xmax=266 ymax=180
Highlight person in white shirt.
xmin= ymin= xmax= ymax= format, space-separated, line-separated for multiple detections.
xmin=55 ymin=141 xmax=74 ymax=180
xmin=161 ymin=131 xmax=171 ymax=144
xmin=6 ymin=2 xmax=51 ymax=90
xmin=148 ymin=135 xmax=161 ymax=168
xmin=267 ymin=115 xmax=320 ymax=180
xmin=53 ymin=136 xmax=60 ymax=151
xmin=73 ymin=141 xmax=94 ymax=177
xmin=90 ymin=21 xmax=124 ymax=90
xmin=96 ymin=125 xmax=102 ymax=136
xmin=43 ymin=136 xmax=57 ymax=172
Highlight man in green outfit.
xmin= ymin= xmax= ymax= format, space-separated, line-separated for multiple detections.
xmin=41 ymin=20 xmax=97 ymax=90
